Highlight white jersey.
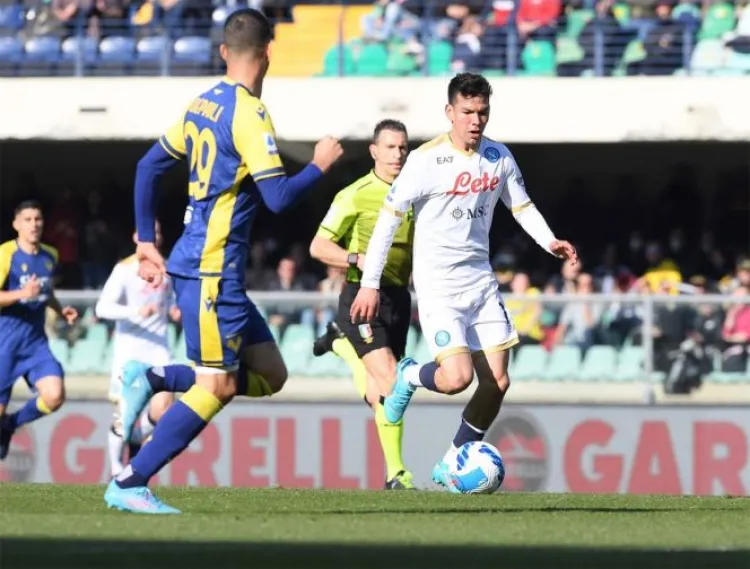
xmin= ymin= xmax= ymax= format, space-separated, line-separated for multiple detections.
xmin=95 ymin=255 xmax=173 ymax=399
xmin=362 ymin=134 xmax=553 ymax=298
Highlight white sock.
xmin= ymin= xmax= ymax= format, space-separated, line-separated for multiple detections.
xmin=443 ymin=444 xmax=459 ymax=465
xmin=108 ymin=429 xmax=125 ymax=478
xmin=403 ymin=364 xmax=423 ymax=388
xmin=130 ymin=410 xmax=156 ymax=445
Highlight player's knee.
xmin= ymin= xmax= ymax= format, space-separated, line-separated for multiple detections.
xmin=197 ymin=372 xmax=237 ymax=404
xmin=264 ymin=364 xmax=288 ymax=394
xmin=495 ymin=371 xmax=510 ymax=393
xmin=442 ymin=369 xmax=474 ymax=395
xmin=149 ymin=393 xmax=174 ymax=422
xmin=40 ymin=382 xmax=65 ymax=412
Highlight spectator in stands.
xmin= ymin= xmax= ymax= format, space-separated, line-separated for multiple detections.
xmin=593 ymin=243 xmax=631 ymax=293
xmin=721 ymin=285 xmax=750 ymax=372
xmin=721 ymin=257 xmax=750 ymax=294
xmin=287 ymin=242 xmax=321 ymax=290
xmin=651 ymin=277 xmax=694 ymax=373
xmin=600 ymin=270 xmax=641 ymax=347
xmin=315 ymin=266 xmax=345 ymax=334
xmin=626 ymin=0 xmax=686 ymax=75
xmin=558 ymin=0 xmax=629 ymax=76
xmin=515 ymin=0 xmax=561 ymax=45
xmin=46 ymin=188 xmax=82 ymax=289
xmin=555 ymin=272 xmax=602 ymax=352
xmin=479 ymin=0 xmax=514 ymax=72
xmin=688 ymin=274 xmax=724 ymax=358
xmin=452 ymin=15 xmax=485 ymax=71
xmin=361 ymin=0 xmax=421 ymax=44
xmin=266 ymin=256 xmax=313 ymax=332
xmin=506 ymin=272 xmax=545 ymax=346
xmin=642 ymin=241 xmax=681 ymax=293
xmin=245 ymin=242 xmax=274 ymax=290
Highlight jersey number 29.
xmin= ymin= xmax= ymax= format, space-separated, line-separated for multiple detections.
xmin=185 ymin=120 xmax=217 ymax=200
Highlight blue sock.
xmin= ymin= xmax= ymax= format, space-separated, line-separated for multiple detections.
xmin=418 ymin=361 xmax=440 ymax=392
xmin=4 ymin=397 xmax=51 ymax=432
xmin=115 ymin=385 xmax=222 ymax=489
xmin=452 ymin=417 xmax=485 ymax=449
xmin=146 ymin=365 xmax=196 ymax=393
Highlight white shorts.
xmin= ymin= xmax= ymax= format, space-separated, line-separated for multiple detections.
xmin=109 ymin=345 xmax=171 ymax=402
xmin=418 ymin=282 xmax=519 ymax=363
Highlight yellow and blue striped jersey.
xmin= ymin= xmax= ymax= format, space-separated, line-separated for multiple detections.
xmin=160 ymin=77 xmax=285 ymax=280
xmin=0 ymin=240 xmax=58 ymax=333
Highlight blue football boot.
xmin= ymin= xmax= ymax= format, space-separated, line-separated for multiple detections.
xmin=104 ymin=479 xmax=181 ymax=514
xmin=119 ymin=361 xmax=153 ymax=443
xmin=383 ymin=357 xmax=418 ymax=424
xmin=431 ymin=461 xmax=461 ymax=493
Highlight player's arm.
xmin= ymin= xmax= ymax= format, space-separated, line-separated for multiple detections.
xmin=46 ymin=289 xmax=78 ymax=325
xmin=233 ymin=98 xmax=341 ymax=213
xmin=309 ymin=189 xmax=361 ymax=270
xmin=134 ymin=120 xmax=186 ymax=243
xmin=95 ymin=265 xmax=138 ymax=320
xmin=501 ymin=152 xmax=577 ymax=262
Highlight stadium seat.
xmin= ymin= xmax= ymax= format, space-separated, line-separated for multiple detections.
xmin=698 ymin=2 xmax=736 ymax=40
xmin=354 ymin=42 xmax=388 ymax=76
xmin=614 ymin=345 xmax=643 ymax=382
xmin=563 ymin=9 xmax=594 ymax=38
xmin=307 ymin=352 xmax=348 ymax=377
xmin=543 ymin=346 xmax=582 ymax=381
xmin=172 ymin=35 xmax=210 ymax=75
xmin=0 ymin=36 xmax=22 ymax=76
xmin=320 ymin=43 xmax=355 ymax=76
xmin=133 ymin=35 xmax=172 ymax=76
xmin=726 ymin=50 xmax=750 ymax=74
xmin=612 ymin=3 xmax=630 ymax=25
xmin=87 ymin=323 xmax=109 ymax=346
xmin=58 ymin=36 xmax=97 ymax=75
xmin=93 ymin=36 xmax=135 ymax=76
xmin=578 ymin=345 xmax=617 ymax=381
xmin=21 ymin=36 xmax=61 ymax=76
xmin=68 ymin=338 xmax=104 ymax=375
xmin=426 ymin=40 xmax=452 ymax=75
xmin=280 ymin=324 xmax=314 ymax=375
xmin=614 ymin=39 xmax=646 ymax=75
xmin=0 ymin=4 xmax=24 ymax=33
xmin=511 ymin=345 xmax=548 ymax=382
xmin=671 ymin=2 xmax=701 ymax=22
xmin=412 ymin=335 xmax=433 ymax=365
xmin=522 ymin=41 xmax=556 ymax=76
xmin=387 ymin=45 xmax=417 ymax=76
xmin=556 ymin=37 xmax=584 ymax=64
xmin=268 ymin=323 xmax=281 ymax=343
xmin=172 ymin=333 xmax=190 ymax=364
xmin=690 ymin=39 xmax=726 ymax=74
xmin=211 ymin=5 xmax=240 ymax=27
xmin=48 ymin=338 xmax=69 ymax=366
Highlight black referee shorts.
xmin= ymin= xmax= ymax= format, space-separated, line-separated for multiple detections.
xmin=336 ymin=282 xmax=412 ymax=360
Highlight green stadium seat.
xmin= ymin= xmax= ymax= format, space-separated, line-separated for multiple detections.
xmin=690 ymin=39 xmax=725 ymax=74
xmin=543 ymin=346 xmax=582 ymax=381
xmin=612 ymin=3 xmax=631 ymax=25
xmin=698 ymin=3 xmax=736 ymax=40
xmin=412 ymin=335 xmax=433 ymax=364
xmin=321 ymin=44 xmax=356 ymax=76
xmin=511 ymin=345 xmax=548 ymax=382
xmin=564 ymin=9 xmax=594 ymax=38
xmin=726 ymin=50 xmax=750 ymax=73
xmin=167 ymin=324 xmax=178 ymax=352
xmin=672 ymin=2 xmax=701 ymax=20
xmin=615 ymin=345 xmax=643 ymax=382
xmin=48 ymin=338 xmax=69 ymax=366
xmin=556 ymin=37 xmax=584 ymax=64
xmin=355 ymin=42 xmax=388 ymax=76
xmin=578 ymin=345 xmax=617 ymax=381
xmin=307 ymin=352 xmax=348 ymax=377
xmin=67 ymin=339 xmax=102 ymax=375
xmin=87 ymin=323 xmax=109 ymax=345
xmin=387 ymin=47 xmax=417 ymax=76
xmin=172 ymin=333 xmax=190 ymax=364
xmin=482 ymin=69 xmax=505 ymax=76
xmin=268 ymin=323 xmax=281 ymax=343
xmin=280 ymin=324 xmax=314 ymax=375
xmin=427 ymin=41 xmax=452 ymax=75
xmin=101 ymin=340 xmax=114 ymax=375
xmin=521 ymin=41 xmax=556 ymax=76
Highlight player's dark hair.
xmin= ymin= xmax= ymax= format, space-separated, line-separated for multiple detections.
xmin=223 ymin=8 xmax=273 ymax=54
xmin=447 ymin=73 xmax=493 ymax=104
xmin=14 ymin=200 xmax=42 ymax=216
xmin=372 ymin=119 xmax=408 ymax=144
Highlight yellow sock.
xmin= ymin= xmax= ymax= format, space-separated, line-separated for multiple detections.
xmin=332 ymin=338 xmax=367 ymax=400
xmin=245 ymin=371 xmax=273 ymax=398
xmin=375 ymin=403 xmax=406 ymax=480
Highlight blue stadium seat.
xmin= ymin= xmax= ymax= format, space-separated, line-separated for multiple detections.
xmin=94 ymin=35 xmax=135 ymax=76
xmin=0 ymin=4 xmax=24 ymax=32
xmin=20 ymin=36 xmax=60 ymax=76
xmin=212 ymin=6 xmax=240 ymax=27
xmin=60 ymin=35 xmax=98 ymax=67
xmin=172 ymin=35 xmax=210 ymax=75
xmin=134 ymin=35 xmax=171 ymax=75
xmin=0 ymin=36 xmax=22 ymax=76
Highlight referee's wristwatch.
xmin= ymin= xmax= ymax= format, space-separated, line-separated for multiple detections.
xmin=347 ymin=253 xmax=359 ymax=268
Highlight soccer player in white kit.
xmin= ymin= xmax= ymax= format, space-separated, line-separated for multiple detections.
xmin=350 ymin=73 xmax=577 ymax=491
xmin=95 ymin=222 xmax=180 ymax=478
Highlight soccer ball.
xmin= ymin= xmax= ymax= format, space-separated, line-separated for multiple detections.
xmin=451 ymin=441 xmax=505 ymax=494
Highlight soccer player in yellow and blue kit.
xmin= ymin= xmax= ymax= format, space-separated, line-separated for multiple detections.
xmin=104 ymin=8 xmax=343 ymax=514
xmin=0 ymin=201 xmax=78 ymax=460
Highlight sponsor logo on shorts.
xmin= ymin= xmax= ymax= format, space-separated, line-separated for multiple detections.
xmin=358 ymin=324 xmax=373 ymax=344
xmin=434 ymin=330 xmax=451 ymax=348
xmin=484 ymin=147 xmax=501 ymax=162
xmin=485 ymin=413 xmax=548 ymax=492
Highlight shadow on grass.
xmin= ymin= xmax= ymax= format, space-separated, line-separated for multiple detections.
xmin=1 ymin=539 xmax=748 ymax=569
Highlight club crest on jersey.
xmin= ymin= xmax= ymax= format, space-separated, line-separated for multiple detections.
xmin=45 ymin=261 xmax=53 ymax=271
xmin=256 ymin=106 xmax=266 ymax=120
xmin=264 ymin=133 xmax=279 ymax=156
xmin=447 ymin=171 xmax=501 ymax=196
xmin=21 ymin=263 xmax=27 ymax=273
xmin=203 ymin=298 xmax=214 ymax=312
xmin=484 ymin=147 xmax=501 ymax=163
xmin=435 ymin=330 xmax=451 ymax=347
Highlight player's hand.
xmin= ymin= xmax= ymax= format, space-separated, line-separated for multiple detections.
xmin=138 ymin=303 xmax=158 ymax=318
xmin=169 ymin=306 xmax=182 ymax=322
xmin=21 ymin=275 xmax=41 ymax=299
xmin=61 ymin=306 xmax=78 ymax=325
xmin=549 ymin=240 xmax=578 ymax=265
xmin=356 ymin=254 xmax=366 ymax=271
xmin=312 ymin=136 xmax=344 ymax=173
xmin=137 ymin=242 xmax=166 ymax=288
xmin=350 ymin=287 xmax=379 ymax=324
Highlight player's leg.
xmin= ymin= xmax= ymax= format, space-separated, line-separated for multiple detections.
xmin=0 ymin=341 xmax=21 ymax=459
xmin=129 ymin=392 xmax=175 ymax=458
xmin=106 ymin=277 xmax=240 ymax=514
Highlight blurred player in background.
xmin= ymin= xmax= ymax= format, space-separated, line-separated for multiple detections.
xmin=350 ymin=73 xmax=577 ymax=492
xmin=310 ymin=119 xmax=414 ymax=490
xmin=0 ymin=201 xmax=78 ymax=460
xmin=95 ymin=221 xmax=183 ymax=479
xmin=105 ymin=8 xmax=343 ymax=513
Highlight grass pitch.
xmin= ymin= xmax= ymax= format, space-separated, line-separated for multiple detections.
xmin=0 ymin=484 xmax=748 ymax=569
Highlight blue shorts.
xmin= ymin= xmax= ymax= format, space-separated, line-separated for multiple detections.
xmin=172 ymin=275 xmax=274 ymax=368
xmin=0 ymin=333 xmax=64 ymax=406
